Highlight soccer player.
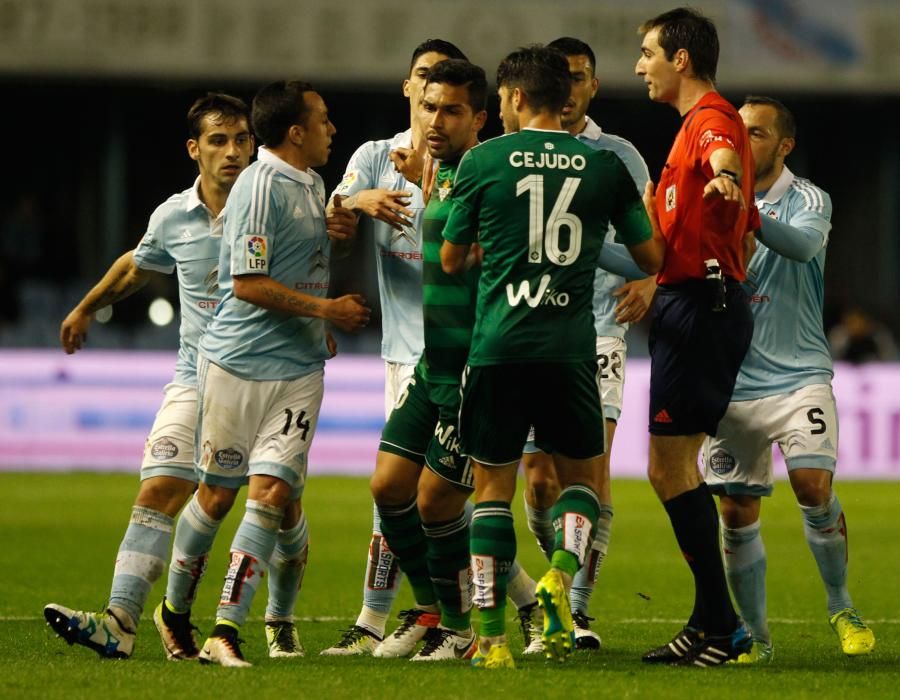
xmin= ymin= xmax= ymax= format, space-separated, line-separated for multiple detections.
xmin=321 ymin=39 xmax=467 ymax=656
xmin=180 ymin=81 xmax=369 ymax=668
xmin=703 ymin=96 xmax=875 ymax=661
xmin=442 ymin=45 xmax=664 ymax=669
xmin=634 ymin=8 xmax=759 ymax=666
xmin=368 ymin=58 xmax=487 ymax=662
xmin=518 ymin=36 xmax=657 ymax=652
xmin=43 ymin=93 xmax=254 ymax=660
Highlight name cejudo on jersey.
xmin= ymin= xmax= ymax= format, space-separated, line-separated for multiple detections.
xmin=509 ymin=151 xmax=586 ymax=171
xmin=505 ymin=274 xmax=569 ymax=307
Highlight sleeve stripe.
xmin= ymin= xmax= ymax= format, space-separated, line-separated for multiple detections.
xmin=250 ymin=165 xmax=276 ymax=234
xmin=792 ymin=180 xmax=825 ymax=213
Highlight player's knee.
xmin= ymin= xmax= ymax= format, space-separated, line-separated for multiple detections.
xmin=526 ymin=473 xmax=560 ymax=510
xmin=793 ymin=478 xmax=831 ymax=507
xmin=646 ymin=461 xmax=667 ymax=493
xmin=522 ymin=453 xmax=560 ymax=509
xmin=249 ymin=476 xmax=292 ymax=508
xmin=198 ymin=483 xmax=238 ymax=520
xmin=416 ymin=487 xmax=444 ymax=521
xmin=135 ymin=477 xmax=195 ymax=517
xmin=370 ymin=470 xmax=407 ymax=506
xmin=717 ymin=495 xmax=759 ymax=528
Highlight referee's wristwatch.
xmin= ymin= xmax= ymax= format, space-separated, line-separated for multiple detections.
xmin=715 ymin=168 xmax=740 ymax=185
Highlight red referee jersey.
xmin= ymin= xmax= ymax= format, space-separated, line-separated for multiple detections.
xmin=655 ymin=92 xmax=759 ymax=284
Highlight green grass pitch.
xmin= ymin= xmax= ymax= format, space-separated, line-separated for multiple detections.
xmin=2 ymin=473 xmax=897 ymax=698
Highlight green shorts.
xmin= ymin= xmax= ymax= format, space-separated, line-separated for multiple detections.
xmin=378 ymin=364 xmax=473 ymax=490
xmin=459 ymin=361 xmax=606 ymax=466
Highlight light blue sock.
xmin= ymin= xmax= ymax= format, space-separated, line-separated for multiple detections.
xmin=523 ymin=495 xmax=555 ymax=560
xmin=165 ymin=495 xmax=222 ymax=613
xmin=800 ymin=494 xmax=853 ymax=615
xmin=722 ymin=519 xmax=770 ymax=644
xmin=108 ymin=506 xmax=174 ymax=629
xmin=215 ymin=499 xmax=284 ymax=627
xmin=357 ymin=502 xmax=404 ymax=636
xmin=266 ymin=510 xmax=310 ymax=622
xmin=570 ymin=504 xmax=613 ymax=614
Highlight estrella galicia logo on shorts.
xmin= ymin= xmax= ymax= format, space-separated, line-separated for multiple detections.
xmin=150 ymin=437 xmax=179 ymax=460
xmin=709 ymin=451 xmax=736 ymax=475
xmin=214 ymin=448 xmax=244 ymax=470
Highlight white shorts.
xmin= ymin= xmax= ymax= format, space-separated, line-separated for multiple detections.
xmin=522 ymin=336 xmax=626 ymax=454
xmin=703 ymin=382 xmax=838 ymax=497
xmin=196 ymin=357 xmax=324 ymax=492
xmin=384 ymin=360 xmax=417 ymax=419
xmin=140 ymin=383 xmax=199 ymax=482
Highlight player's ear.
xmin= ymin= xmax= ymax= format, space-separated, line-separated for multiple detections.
xmin=186 ymin=138 xmax=200 ymax=162
xmin=590 ymin=77 xmax=600 ymax=98
xmin=402 ymin=78 xmax=411 ymax=98
xmin=673 ymin=48 xmax=689 ymax=73
xmin=288 ymin=123 xmax=305 ymax=148
xmin=473 ymin=110 xmax=488 ymax=133
xmin=779 ymin=137 xmax=795 ymax=158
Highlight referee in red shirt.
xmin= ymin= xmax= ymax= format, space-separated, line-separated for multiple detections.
xmin=635 ymin=7 xmax=758 ymax=666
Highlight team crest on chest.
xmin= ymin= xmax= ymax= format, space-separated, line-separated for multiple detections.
xmin=665 ymin=184 xmax=676 ymax=212
xmin=311 ymin=245 xmax=329 ymax=272
xmin=391 ymin=226 xmax=417 ymax=247
xmin=437 ymin=179 xmax=453 ymax=202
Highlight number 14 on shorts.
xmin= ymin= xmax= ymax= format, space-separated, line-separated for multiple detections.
xmin=281 ymin=408 xmax=311 ymax=439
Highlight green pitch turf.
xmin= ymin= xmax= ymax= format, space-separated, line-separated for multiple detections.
xmin=2 ymin=473 xmax=897 ymax=698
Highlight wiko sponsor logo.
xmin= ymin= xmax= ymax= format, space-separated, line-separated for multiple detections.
xmin=505 ymin=274 xmax=570 ymax=308
xmin=433 ymin=422 xmax=460 ymax=454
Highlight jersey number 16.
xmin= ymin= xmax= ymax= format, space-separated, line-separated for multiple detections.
xmin=516 ymin=175 xmax=583 ymax=266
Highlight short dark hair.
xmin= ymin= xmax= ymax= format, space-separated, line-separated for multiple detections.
xmin=547 ymin=37 xmax=597 ymax=76
xmin=640 ymin=7 xmax=719 ymax=83
xmin=251 ymin=80 xmax=316 ymax=148
xmin=424 ymin=59 xmax=488 ymax=112
xmin=743 ymin=95 xmax=797 ymax=139
xmin=409 ymin=39 xmax=467 ymax=73
xmin=187 ymin=92 xmax=250 ymax=140
xmin=496 ymin=45 xmax=571 ymax=114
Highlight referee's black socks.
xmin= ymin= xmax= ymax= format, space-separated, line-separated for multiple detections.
xmin=663 ymin=483 xmax=738 ymax=636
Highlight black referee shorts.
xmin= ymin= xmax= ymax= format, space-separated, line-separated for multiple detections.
xmin=648 ymin=280 xmax=753 ymax=437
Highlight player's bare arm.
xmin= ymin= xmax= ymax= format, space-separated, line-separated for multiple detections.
xmin=704 ymin=147 xmax=745 ymax=206
xmin=439 ymin=239 xmax=471 ymax=275
xmin=233 ymin=273 xmax=371 ymax=332
xmin=339 ymin=188 xmax=414 ymax=231
xmin=60 ymin=251 xmax=154 ymax=354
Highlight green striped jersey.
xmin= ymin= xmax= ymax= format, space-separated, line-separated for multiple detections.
xmin=420 ymin=158 xmax=479 ymax=385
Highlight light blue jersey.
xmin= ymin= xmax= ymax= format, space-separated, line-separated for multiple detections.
xmin=332 ymin=129 xmax=425 ymax=364
xmin=577 ymin=117 xmax=650 ymax=339
xmin=734 ymin=165 xmax=833 ymax=400
xmin=132 ymin=177 xmax=222 ymax=387
xmin=200 ymin=147 xmax=330 ymax=381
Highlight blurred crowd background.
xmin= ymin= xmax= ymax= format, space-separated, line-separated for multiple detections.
xmin=1 ymin=0 xmax=898 ymax=361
